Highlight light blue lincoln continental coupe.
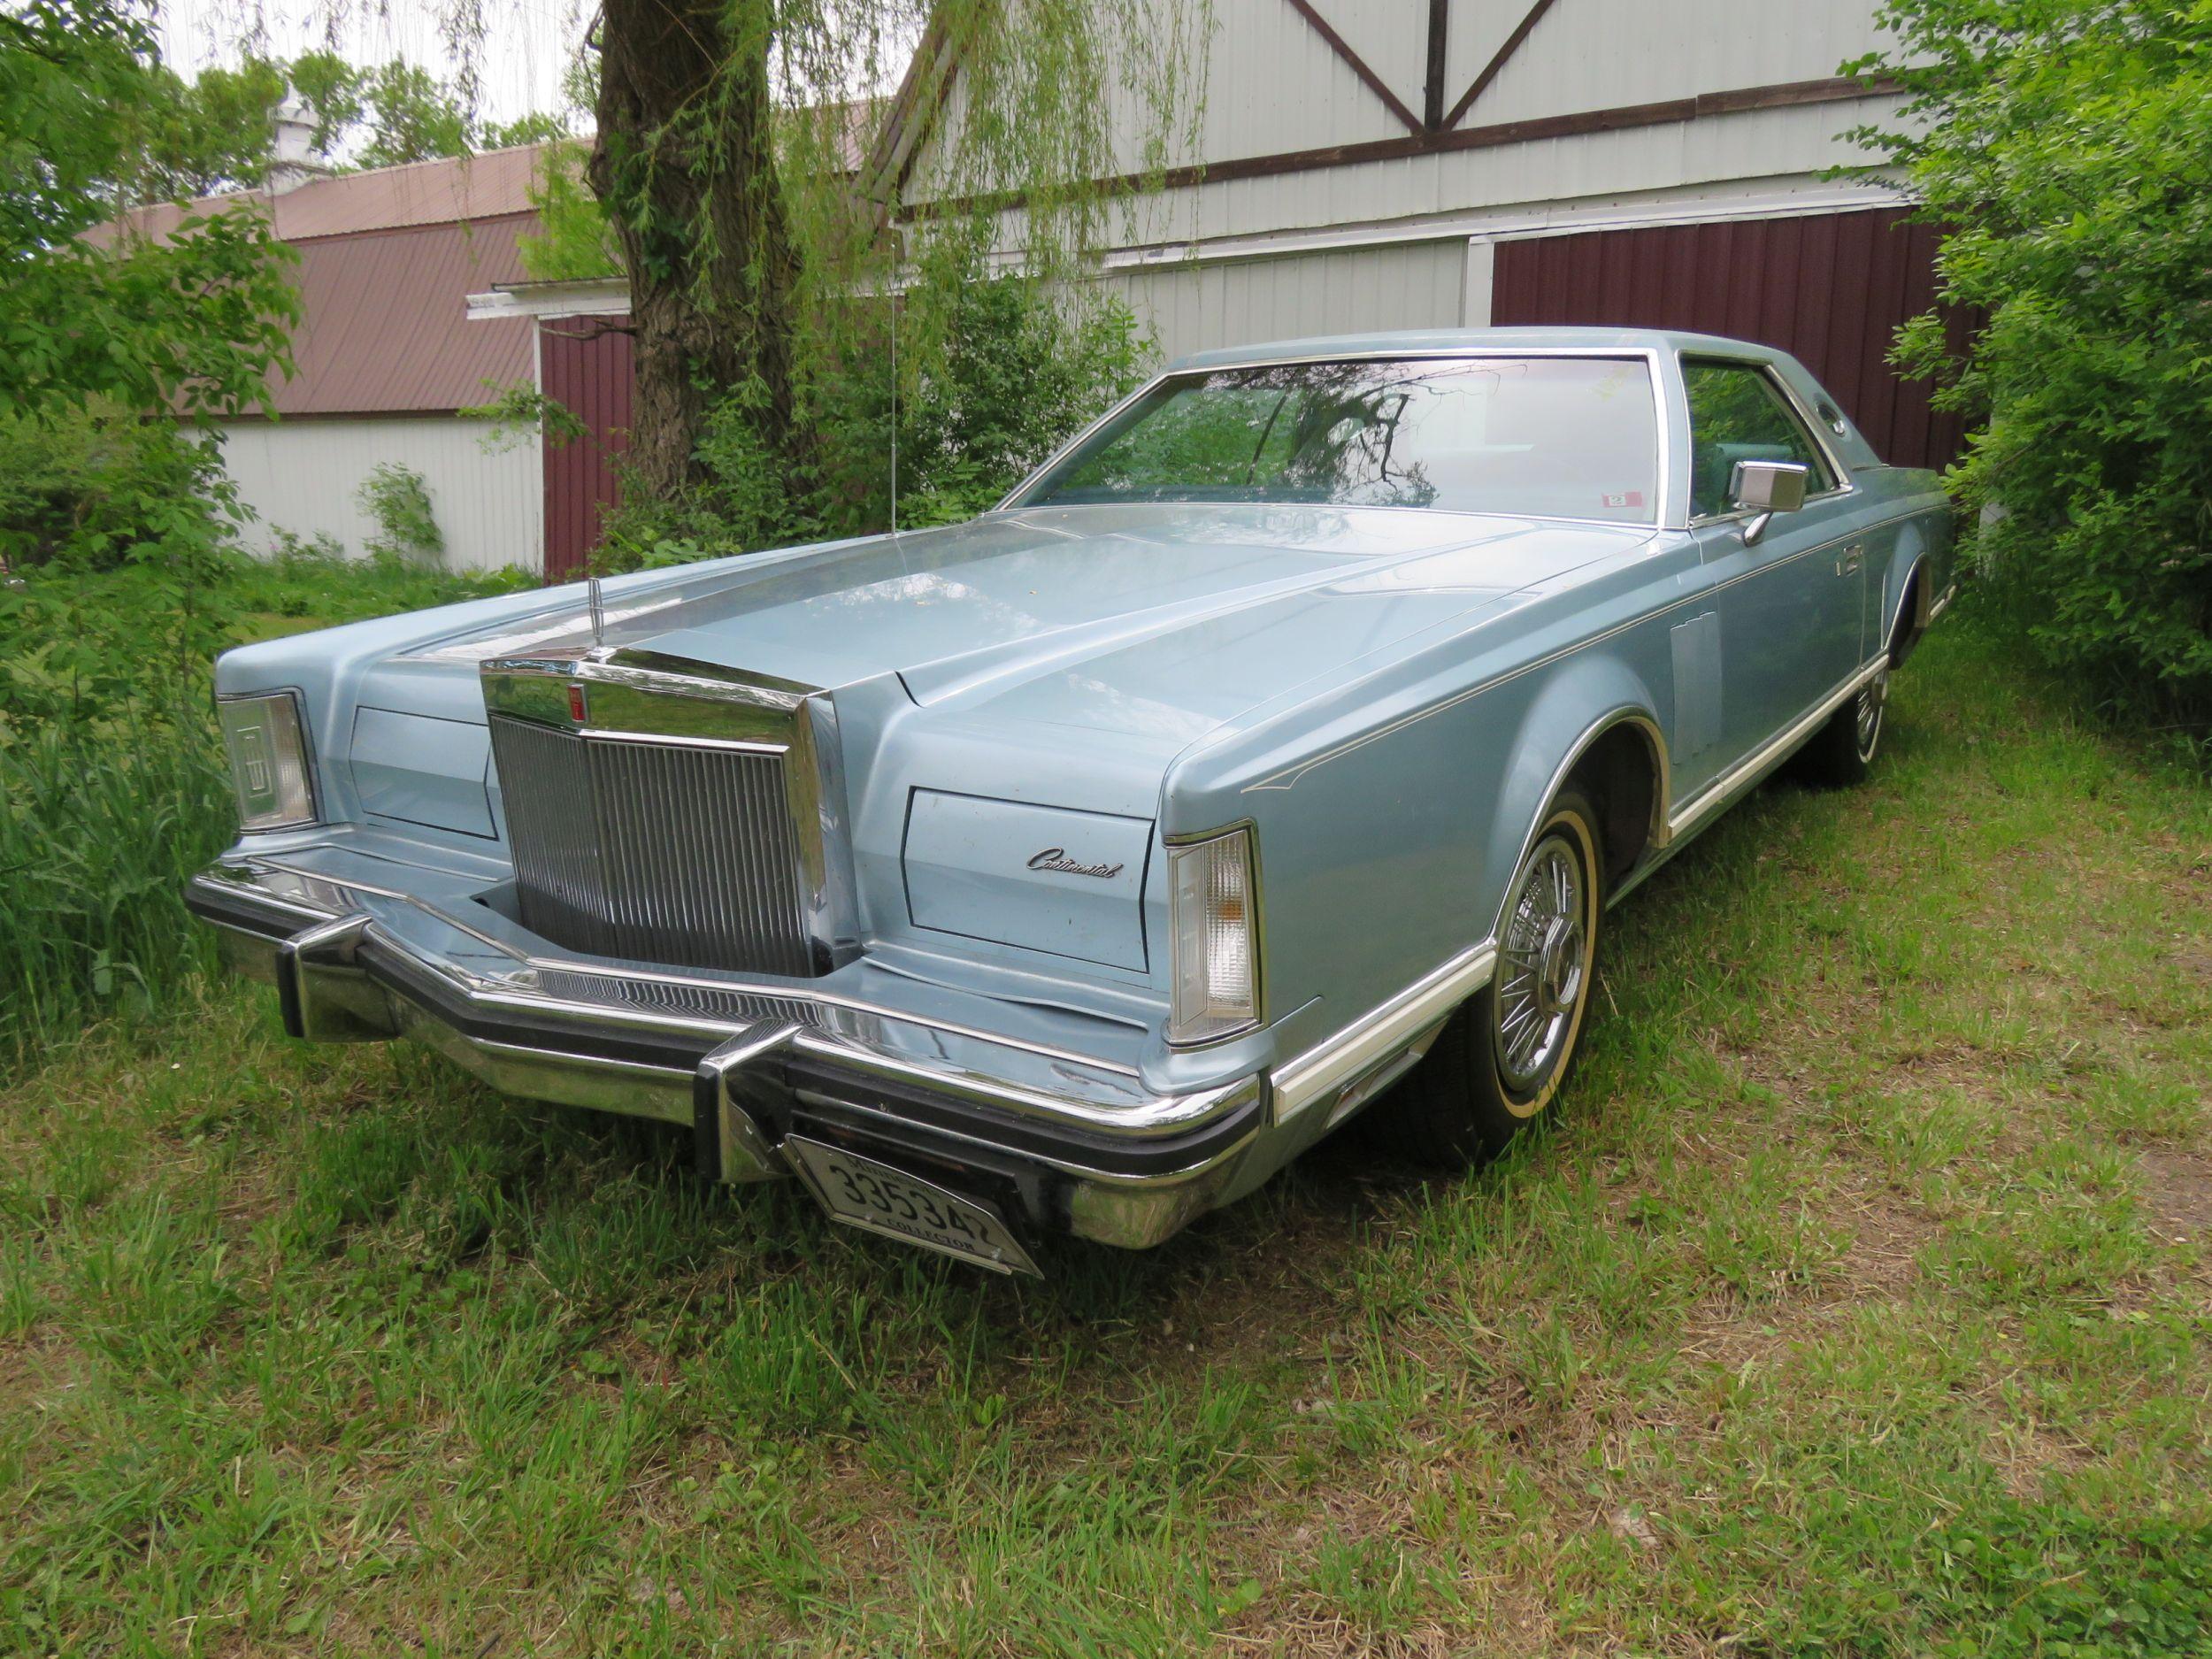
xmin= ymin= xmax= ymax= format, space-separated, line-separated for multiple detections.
xmin=190 ymin=329 xmax=1954 ymax=1275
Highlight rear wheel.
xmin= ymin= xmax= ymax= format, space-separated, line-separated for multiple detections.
xmin=1363 ymin=788 xmax=1604 ymax=1168
xmin=1794 ymin=664 xmax=1888 ymax=788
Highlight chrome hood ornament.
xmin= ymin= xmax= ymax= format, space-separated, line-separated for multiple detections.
xmin=587 ymin=573 xmax=606 ymax=649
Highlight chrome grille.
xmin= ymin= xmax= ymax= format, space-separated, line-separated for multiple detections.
xmin=488 ymin=714 xmax=814 ymax=975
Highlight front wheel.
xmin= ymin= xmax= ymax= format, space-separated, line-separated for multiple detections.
xmin=1363 ymin=788 xmax=1604 ymax=1168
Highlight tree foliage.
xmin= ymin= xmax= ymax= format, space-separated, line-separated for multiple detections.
xmin=517 ymin=138 xmax=622 ymax=281
xmin=0 ymin=0 xmax=296 ymax=423
xmin=126 ymin=48 xmax=578 ymax=201
xmin=596 ymin=231 xmax=1148 ymax=567
xmin=1851 ymin=0 xmax=2212 ymax=737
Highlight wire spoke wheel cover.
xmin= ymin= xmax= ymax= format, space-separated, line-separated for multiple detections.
xmin=1491 ymin=828 xmax=1594 ymax=1102
xmin=1855 ymin=666 xmax=1889 ymax=763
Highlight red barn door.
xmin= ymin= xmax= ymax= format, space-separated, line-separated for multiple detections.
xmin=537 ymin=315 xmax=634 ymax=581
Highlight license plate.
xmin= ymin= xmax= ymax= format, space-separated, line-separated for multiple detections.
xmin=782 ymin=1135 xmax=1040 ymax=1277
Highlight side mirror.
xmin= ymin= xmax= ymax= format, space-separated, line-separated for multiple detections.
xmin=1730 ymin=459 xmax=1810 ymax=544
xmin=1731 ymin=459 xmax=1809 ymax=513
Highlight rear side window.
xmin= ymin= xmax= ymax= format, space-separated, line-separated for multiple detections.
xmin=1682 ymin=359 xmax=1839 ymax=518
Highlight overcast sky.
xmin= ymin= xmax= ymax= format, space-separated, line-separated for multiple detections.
xmin=156 ymin=1 xmax=924 ymax=136
xmin=157 ymin=0 xmax=597 ymax=129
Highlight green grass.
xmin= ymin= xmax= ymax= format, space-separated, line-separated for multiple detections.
xmin=3 ymin=615 xmax=2208 ymax=1655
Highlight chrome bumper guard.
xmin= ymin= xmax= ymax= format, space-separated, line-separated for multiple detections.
xmin=188 ymin=862 xmax=1264 ymax=1253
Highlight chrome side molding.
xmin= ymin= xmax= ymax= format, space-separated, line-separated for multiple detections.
xmin=1271 ymin=941 xmax=1499 ymax=1124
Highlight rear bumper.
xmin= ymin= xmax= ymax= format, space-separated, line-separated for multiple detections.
xmin=188 ymin=859 xmax=1264 ymax=1254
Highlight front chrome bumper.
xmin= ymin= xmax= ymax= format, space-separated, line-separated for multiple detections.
xmin=188 ymin=857 xmax=1267 ymax=1256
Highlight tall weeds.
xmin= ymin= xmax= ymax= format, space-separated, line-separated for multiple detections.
xmin=0 ymin=716 xmax=231 ymax=1064
xmin=0 ymin=550 xmax=530 ymax=1071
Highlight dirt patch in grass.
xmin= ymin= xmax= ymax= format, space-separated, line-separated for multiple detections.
xmin=2136 ymin=1147 xmax=2212 ymax=1246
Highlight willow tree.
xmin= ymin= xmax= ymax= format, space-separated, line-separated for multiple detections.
xmin=586 ymin=0 xmax=1210 ymax=502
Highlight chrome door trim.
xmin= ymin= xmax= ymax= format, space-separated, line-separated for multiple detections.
xmin=1665 ymin=655 xmax=1891 ymax=842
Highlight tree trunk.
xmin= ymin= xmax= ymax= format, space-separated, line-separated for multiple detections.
xmin=589 ymin=0 xmax=805 ymax=501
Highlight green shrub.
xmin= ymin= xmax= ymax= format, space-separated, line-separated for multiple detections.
xmin=1855 ymin=0 xmax=2212 ymax=744
xmin=0 ymin=554 xmax=530 ymax=1071
xmin=0 ymin=408 xmax=241 ymax=573
xmin=356 ymin=462 xmax=446 ymax=568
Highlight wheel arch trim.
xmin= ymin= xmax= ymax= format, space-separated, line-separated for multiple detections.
xmin=1886 ymin=551 xmax=1932 ymax=660
xmin=1489 ymin=704 xmax=1671 ymax=945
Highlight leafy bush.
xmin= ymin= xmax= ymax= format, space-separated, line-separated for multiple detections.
xmin=595 ymin=252 xmax=1149 ymax=570
xmin=356 ymin=462 xmax=446 ymax=568
xmin=0 ymin=408 xmax=241 ymax=572
xmin=1855 ymin=0 xmax=2212 ymax=742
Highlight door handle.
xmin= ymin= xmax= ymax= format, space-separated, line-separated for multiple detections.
xmin=1835 ymin=543 xmax=1864 ymax=576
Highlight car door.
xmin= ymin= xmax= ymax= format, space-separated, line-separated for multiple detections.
xmin=1681 ymin=357 xmax=1860 ymax=765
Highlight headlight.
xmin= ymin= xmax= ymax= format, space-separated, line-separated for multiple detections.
xmin=1167 ymin=826 xmax=1259 ymax=1044
xmin=217 ymin=691 xmax=317 ymax=831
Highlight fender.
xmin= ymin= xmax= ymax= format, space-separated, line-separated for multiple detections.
xmin=1880 ymin=498 xmax=1954 ymax=664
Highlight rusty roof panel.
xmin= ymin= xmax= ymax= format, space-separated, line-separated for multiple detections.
xmin=93 ymin=143 xmax=549 ymax=248
xmin=265 ymin=213 xmax=535 ymax=416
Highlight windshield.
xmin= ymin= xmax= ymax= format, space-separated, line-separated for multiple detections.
xmin=1018 ymin=355 xmax=1660 ymax=524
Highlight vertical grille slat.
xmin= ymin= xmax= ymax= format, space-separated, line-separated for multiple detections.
xmin=488 ymin=715 xmax=815 ymax=976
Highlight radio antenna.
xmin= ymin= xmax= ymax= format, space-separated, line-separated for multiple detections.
xmin=888 ymin=287 xmax=899 ymax=534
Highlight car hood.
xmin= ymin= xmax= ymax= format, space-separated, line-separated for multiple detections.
xmin=425 ymin=503 xmax=1652 ymax=741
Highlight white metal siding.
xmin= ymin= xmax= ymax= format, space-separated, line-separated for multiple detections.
xmin=211 ymin=418 xmax=543 ymax=575
xmin=980 ymin=92 xmax=1909 ymax=257
xmin=910 ymin=0 xmax=1904 ymax=187
xmin=1102 ymin=240 xmax=1469 ymax=362
xmin=910 ymin=0 xmax=1914 ymax=255
xmin=1467 ymin=0 xmax=1893 ymax=127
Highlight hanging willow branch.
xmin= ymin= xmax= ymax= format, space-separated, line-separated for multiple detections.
xmin=582 ymin=0 xmax=1210 ymax=497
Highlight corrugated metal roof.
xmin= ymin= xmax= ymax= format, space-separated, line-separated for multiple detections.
xmin=93 ymin=142 xmax=550 ymax=247
xmin=265 ymin=212 xmax=534 ymax=416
